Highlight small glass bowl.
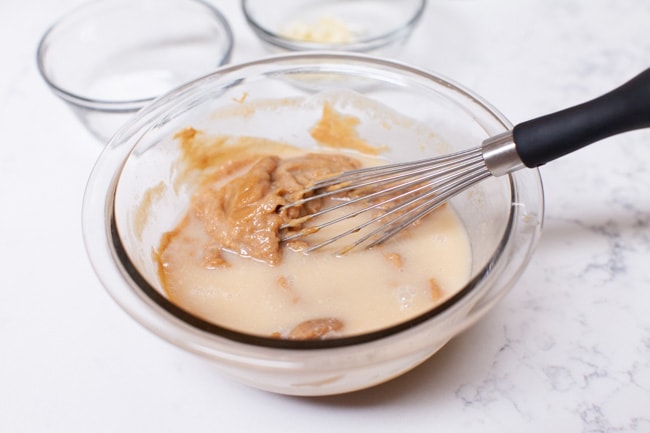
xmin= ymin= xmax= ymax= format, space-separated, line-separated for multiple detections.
xmin=37 ymin=0 xmax=233 ymax=142
xmin=242 ymin=0 xmax=426 ymax=56
xmin=82 ymin=53 xmax=544 ymax=396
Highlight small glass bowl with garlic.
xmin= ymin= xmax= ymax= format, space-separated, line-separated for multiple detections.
xmin=242 ymin=0 xmax=426 ymax=56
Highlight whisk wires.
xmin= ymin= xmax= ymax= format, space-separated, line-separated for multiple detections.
xmin=280 ymin=147 xmax=491 ymax=254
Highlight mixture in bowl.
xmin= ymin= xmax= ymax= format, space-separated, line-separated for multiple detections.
xmin=152 ymin=100 xmax=472 ymax=340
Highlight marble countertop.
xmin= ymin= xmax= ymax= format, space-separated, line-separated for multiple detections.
xmin=1 ymin=0 xmax=649 ymax=431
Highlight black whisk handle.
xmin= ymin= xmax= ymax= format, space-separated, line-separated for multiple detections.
xmin=512 ymin=68 xmax=650 ymax=168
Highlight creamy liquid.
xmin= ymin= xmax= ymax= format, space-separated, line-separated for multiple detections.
xmin=155 ymin=102 xmax=472 ymax=339
xmin=158 ymin=150 xmax=472 ymax=338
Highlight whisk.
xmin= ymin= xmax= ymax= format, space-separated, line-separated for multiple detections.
xmin=281 ymin=68 xmax=650 ymax=254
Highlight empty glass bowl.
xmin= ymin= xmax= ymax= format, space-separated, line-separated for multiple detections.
xmin=82 ymin=53 xmax=543 ymax=396
xmin=242 ymin=0 xmax=426 ymax=56
xmin=37 ymin=0 xmax=233 ymax=142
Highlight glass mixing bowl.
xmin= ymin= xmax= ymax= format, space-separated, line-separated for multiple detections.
xmin=37 ymin=0 xmax=233 ymax=142
xmin=82 ymin=53 xmax=544 ymax=396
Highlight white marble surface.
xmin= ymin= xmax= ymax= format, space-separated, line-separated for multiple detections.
xmin=2 ymin=0 xmax=649 ymax=431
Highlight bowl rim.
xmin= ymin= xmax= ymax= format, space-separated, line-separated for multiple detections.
xmin=83 ymin=52 xmax=543 ymax=351
xmin=241 ymin=0 xmax=427 ymax=52
xmin=36 ymin=0 xmax=234 ymax=113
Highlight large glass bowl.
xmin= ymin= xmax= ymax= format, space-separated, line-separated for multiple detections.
xmin=82 ymin=53 xmax=544 ymax=396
